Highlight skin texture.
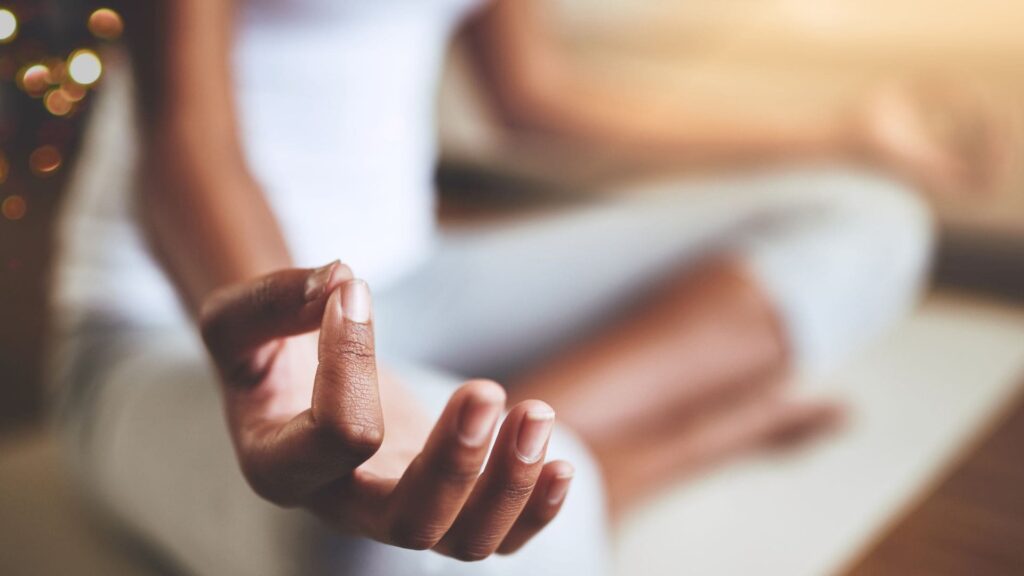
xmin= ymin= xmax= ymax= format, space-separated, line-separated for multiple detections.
xmin=200 ymin=262 xmax=574 ymax=559
xmin=109 ymin=0 xmax=1015 ymax=559
xmin=116 ymin=0 xmax=575 ymax=557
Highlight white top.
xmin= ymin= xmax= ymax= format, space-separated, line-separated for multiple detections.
xmin=54 ymin=0 xmax=485 ymax=324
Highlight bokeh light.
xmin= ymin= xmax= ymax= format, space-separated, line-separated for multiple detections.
xmin=0 ymin=152 xmax=8 ymax=185
xmin=88 ymin=8 xmax=123 ymax=40
xmin=44 ymin=89 xmax=74 ymax=116
xmin=20 ymin=64 xmax=51 ymax=96
xmin=0 ymin=9 xmax=16 ymax=43
xmin=2 ymin=195 xmax=27 ymax=221
xmin=29 ymin=145 xmax=62 ymax=176
xmin=61 ymin=82 xmax=87 ymax=102
xmin=67 ymin=49 xmax=102 ymax=85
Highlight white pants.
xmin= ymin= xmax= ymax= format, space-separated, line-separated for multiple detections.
xmin=54 ymin=166 xmax=933 ymax=576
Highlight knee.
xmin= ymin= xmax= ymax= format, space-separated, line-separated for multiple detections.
xmin=791 ymin=168 xmax=935 ymax=291
xmin=839 ymin=171 xmax=936 ymax=290
xmin=744 ymin=168 xmax=937 ymax=373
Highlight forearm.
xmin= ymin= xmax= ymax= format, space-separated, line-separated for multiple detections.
xmin=119 ymin=0 xmax=291 ymax=314
xmin=503 ymin=72 xmax=854 ymax=166
xmin=140 ymin=127 xmax=291 ymax=314
xmin=466 ymin=0 xmax=855 ymax=168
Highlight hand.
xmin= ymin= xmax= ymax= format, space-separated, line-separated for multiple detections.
xmin=198 ymin=262 xmax=575 ymax=560
xmin=850 ymin=81 xmax=1018 ymax=198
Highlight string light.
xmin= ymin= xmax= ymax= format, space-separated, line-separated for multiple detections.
xmin=0 ymin=9 xmax=16 ymax=43
xmin=68 ymin=49 xmax=102 ymax=85
xmin=45 ymin=88 xmax=74 ymax=116
xmin=88 ymin=8 xmax=123 ymax=40
xmin=20 ymin=64 xmax=51 ymax=96
xmin=62 ymin=82 xmax=87 ymax=102
xmin=29 ymin=145 xmax=62 ymax=176
xmin=2 ymin=195 xmax=27 ymax=221
xmin=4 ymin=7 xmax=126 ymax=191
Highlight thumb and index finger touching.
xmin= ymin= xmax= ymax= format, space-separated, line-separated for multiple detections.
xmin=199 ymin=260 xmax=350 ymax=379
xmin=199 ymin=260 xmax=385 ymax=502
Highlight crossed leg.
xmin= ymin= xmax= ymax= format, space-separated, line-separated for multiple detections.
xmin=375 ymin=165 xmax=934 ymax=514
xmin=57 ymin=166 xmax=932 ymax=575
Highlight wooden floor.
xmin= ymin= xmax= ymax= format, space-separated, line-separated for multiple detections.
xmin=847 ymin=382 xmax=1024 ymax=575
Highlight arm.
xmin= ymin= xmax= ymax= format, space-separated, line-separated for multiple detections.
xmin=466 ymin=0 xmax=1018 ymax=193
xmin=463 ymin=0 xmax=1016 ymax=192
xmin=117 ymin=0 xmax=289 ymax=313
xmin=112 ymin=1 xmax=571 ymax=558
xmin=462 ymin=0 xmax=850 ymax=166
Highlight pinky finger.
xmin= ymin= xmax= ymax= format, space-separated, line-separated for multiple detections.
xmin=496 ymin=460 xmax=574 ymax=555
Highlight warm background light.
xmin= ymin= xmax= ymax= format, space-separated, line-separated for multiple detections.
xmin=20 ymin=64 xmax=51 ymax=96
xmin=28 ymin=145 xmax=62 ymax=176
xmin=67 ymin=49 xmax=102 ymax=85
xmin=61 ymin=83 xmax=87 ymax=102
xmin=2 ymin=195 xmax=27 ymax=221
xmin=44 ymin=89 xmax=73 ymax=116
xmin=88 ymin=8 xmax=123 ymax=41
xmin=0 ymin=8 xmax=16 ymax=43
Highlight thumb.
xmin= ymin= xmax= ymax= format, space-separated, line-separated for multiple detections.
xmin=199 ymin=260 xmax=352 ymax=381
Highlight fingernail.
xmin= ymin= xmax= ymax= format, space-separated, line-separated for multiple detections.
xmin=547 ymin=470 xmax=574 ymax=505
xmin=342 ymin=279 xmax=372 ymax=323
xmin=458 ymin=395 xmax=502 ymax=447
xmin=515 ymin=407 xmax=554 ymax=464
xmin=304 ymin=260 xmax=339 ymax=302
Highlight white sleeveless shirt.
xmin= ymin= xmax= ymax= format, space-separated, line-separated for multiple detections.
xmin=54 ymin=0 xmax=484 ymax=324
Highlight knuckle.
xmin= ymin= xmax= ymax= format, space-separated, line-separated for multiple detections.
xmin=317 ymin=418 xmax=384 ymax=458
xmin=249 ymin=276 xmax=276 ymax=309
xmin=437 ymin=453 xmax=483 ymax=485
xmin=496 ymin=476 xmax=537 ymax=504
xmin=450 ymin=542 xmax=496 ymax=562
xmin=249 ymin=275 xmax=291 ymax=320
xmin=333 ymin=337 xmax=376 ymax=363
xmin=389 ymin=521 xmax=445 ymax=551
xmin=239 ymin=460 xmax=295 ymax=507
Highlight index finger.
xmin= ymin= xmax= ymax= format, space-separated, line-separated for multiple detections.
xmin=200 ymin=261 xmax=352 ymax=381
